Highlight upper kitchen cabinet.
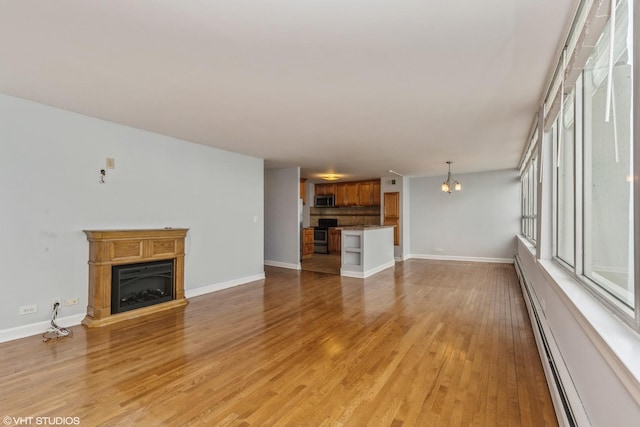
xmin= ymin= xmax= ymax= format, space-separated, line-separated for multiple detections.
xmin=315 ymin=183 xmax=336 ymax=196
xmin=372 ymin=181 xmax=381 ymax=205
xmin=358 ymin=180 xmax=380 ymax=206
xmin=335 ymin=182 xmax=359 ymax=207
xmin=314 ymin=179 xmax=381 ymax=207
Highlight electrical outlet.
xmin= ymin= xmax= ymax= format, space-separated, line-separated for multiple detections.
xmin=106 ymin=157 xmax=115 ymax=169
xmin=64 ymin=297 xmax=80 ymax=306
xmin=434 ymin=248 xmax=444 ymax=253
xmin=19 ymin=304 xmax=38 ymax=315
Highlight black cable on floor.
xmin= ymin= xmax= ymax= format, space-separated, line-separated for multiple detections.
xmin=42 ymin=301 xmax=72 ymax=342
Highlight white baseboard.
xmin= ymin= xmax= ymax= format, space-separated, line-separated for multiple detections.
xmin=264 ymin=260 xmax=301 ymax=270
xmin=407 ymin=254 xmax=514 ymax=264
xmin=0 ymin=313 xmax=85 ymax=344
xmin=514 ymin=256 xmax=589 ymax=427
xmin=185 ymin=272 xmax=266 ymax=298
xmin=341 ymin=260 xmax=395 ymax=279
xmin=1 ymin=273 xmax=267 ymax=343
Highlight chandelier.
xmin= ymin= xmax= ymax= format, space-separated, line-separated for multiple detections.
xmin=441 ymin=161 xmax=462 ymax=193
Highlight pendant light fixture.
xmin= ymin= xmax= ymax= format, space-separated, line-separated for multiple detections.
xmin=441 ymin=161 xmax=462 ymax=193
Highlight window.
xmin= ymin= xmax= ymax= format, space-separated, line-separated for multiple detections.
xmin=549 ymin=0 xmax=635 ymax=315
xmin=582 ymin=0 xmax=634 ymax=308
xmin=557 ymin=89 xmax=576 ymax=266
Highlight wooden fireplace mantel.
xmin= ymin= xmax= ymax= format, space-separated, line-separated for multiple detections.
xmin=82 ymin=228 xmax=189 ymax=328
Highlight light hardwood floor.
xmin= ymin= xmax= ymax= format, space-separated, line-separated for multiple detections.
xmin=301 ymin=253 xmax=341 ymax=275
xmin=0 ymin=260 xmax=557 ymax=426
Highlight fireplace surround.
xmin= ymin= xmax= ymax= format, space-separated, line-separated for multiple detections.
xmin=82 ymin=228 xmax=188 ymax=327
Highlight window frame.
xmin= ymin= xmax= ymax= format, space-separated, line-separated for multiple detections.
xmin=521 ymin=147 xmax=538 ymax=245
xmin=556 ymin=86 xmax=577 ymax=269
xmin=548 ymin=0 xmax=639 ymax=329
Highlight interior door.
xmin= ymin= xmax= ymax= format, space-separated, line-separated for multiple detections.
xmin=383 ymin=192 xmax=400 ymax=246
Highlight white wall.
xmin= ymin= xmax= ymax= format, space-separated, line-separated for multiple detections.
xmin=409 ymin=169 xmax=520 ymax=261
xmin=402 ymin=177 xmax=411 ymax=260
xmin=0 ymin=94 xmax=264 ymax=334
xmin=517 ymin=239 xmax=640 ymax=425
xmin=264 ymin=167 xmax=301 ymax=269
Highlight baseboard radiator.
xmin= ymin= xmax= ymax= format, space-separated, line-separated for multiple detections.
xmin=514 ymin=255 xmax=581 ymax=427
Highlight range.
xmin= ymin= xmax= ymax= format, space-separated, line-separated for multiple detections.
xmin=314 ymin=218 xmax=338 ymax=254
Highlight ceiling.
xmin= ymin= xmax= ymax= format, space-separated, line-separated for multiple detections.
xmin=0 ymin=0 xmax=578 ymax=182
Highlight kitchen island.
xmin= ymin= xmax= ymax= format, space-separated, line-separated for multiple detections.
xmin=340 ymin=226 xmax=395 ymax=278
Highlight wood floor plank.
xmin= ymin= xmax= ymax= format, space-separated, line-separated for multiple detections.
xmin=0 ymin=260 xmax=557 ymax=426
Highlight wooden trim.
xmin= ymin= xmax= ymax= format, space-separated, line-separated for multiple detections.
xmin=82 ymin=228 xmax=189 ymax=327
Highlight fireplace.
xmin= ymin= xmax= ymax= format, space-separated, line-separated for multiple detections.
xmin=111 ymin=260 xmax=174 ymax=314
xmin=83 ymin=228 xmax=188 ymax=327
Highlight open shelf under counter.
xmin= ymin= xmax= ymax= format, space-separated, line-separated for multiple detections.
xmin=340 ymin=226 xmax=395 ymax=279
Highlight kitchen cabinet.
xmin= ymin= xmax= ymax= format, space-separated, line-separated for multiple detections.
xmin=314 ymin=179 xmax=380 ymax=206
xmin=335 ymin=182 xmax=359 ymax=207
xmin=329 ymin=228 xmax=341 ymax=253
xmin=335 ymin=183 xmax=346 ymax=206
xmin=372 ymin=181 xmax=381 ymax=206
xmin=303 ymin=228 xmax=314 ymax=259
xmin=358 ymin=180 xmax=381 ymax=206
xmin=315 ymin=183 xmax=336 ymax=196
xmin=345 ymin=182 xmax=359 ymax=206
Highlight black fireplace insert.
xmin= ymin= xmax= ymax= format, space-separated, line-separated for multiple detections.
xmin=111 ymin=259 xmax=174 ymax=314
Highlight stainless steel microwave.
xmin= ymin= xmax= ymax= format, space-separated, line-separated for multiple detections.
xmin=315 ymin=194 xmax=335 ymax=207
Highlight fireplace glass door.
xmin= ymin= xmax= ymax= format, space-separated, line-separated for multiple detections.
xmin=111 ymin=260 xmax=174 ymax=314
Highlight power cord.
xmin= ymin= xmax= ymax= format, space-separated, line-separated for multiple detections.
xmin=42 ymin=302 xmax=72 ymax=342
